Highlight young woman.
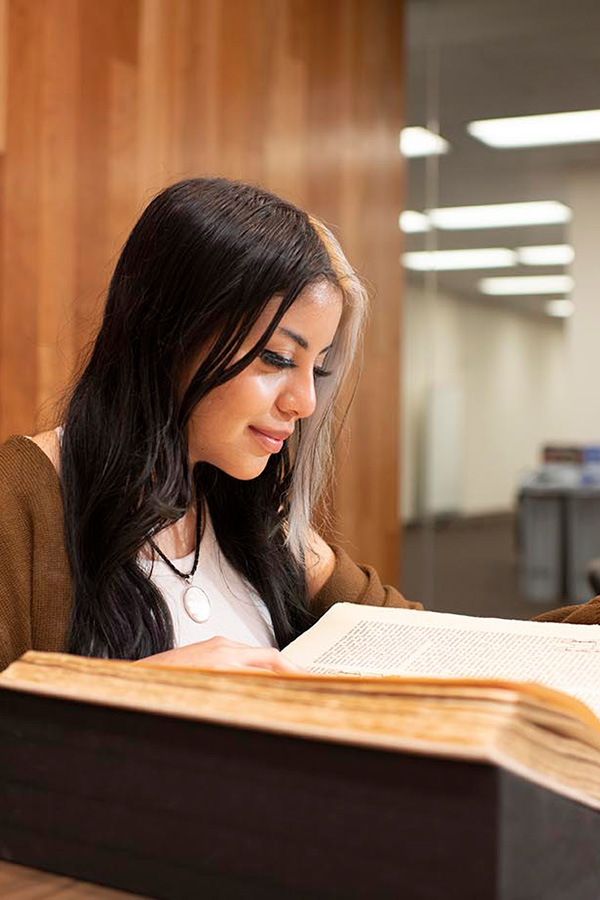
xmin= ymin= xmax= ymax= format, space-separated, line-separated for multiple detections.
xmin=0 ymin=177 xmax=422 ymax=673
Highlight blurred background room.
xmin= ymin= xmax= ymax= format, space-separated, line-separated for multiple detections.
xmin=401 ymin=0 xmax=600 ymax=618
xmin=1 ymin=0 xmax=600 ymax=621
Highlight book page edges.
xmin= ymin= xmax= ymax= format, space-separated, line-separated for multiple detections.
xmin=3 ymin=652 xmax=600 ymax=810
xmin=2 ymin=650 xmax=597 ymax=736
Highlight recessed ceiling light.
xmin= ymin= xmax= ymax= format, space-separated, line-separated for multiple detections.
xmin=403 ymin=248 xmax=516 ymax=271
xmin=400 ymin=127 xmax=450 ymax=157
xmin=430 ymin=201 xmax=571 ymax=230
xmin=516 ymin=245 xmax=574 ymax=266
xmin=546 ymin=299 xmax=574 ymax=318
xmin=479 ymin=275 xmax=574 ymax=295
xmin=467 ymin=109 xmax=600 ymax=149
xmin=399 ymin=210 xmax=430 ymax=233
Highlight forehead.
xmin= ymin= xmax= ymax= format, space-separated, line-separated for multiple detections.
xmin=256 ymin=280 xmax=343 ymax=338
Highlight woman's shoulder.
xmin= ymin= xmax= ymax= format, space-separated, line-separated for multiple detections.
xmin=0 ymin=431 xmax=61 ymax=500
xmin=305 ymin=528 xmax=337 ymax=600
xmin=28 ymin=429 xmax=61 ymax=473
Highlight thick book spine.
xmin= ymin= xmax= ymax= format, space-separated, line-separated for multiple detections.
xmin=0 ymin=689 xmax=599 ymax=899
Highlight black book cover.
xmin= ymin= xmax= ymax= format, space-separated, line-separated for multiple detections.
xmin=1 ymin=688 xmax=599 ymax=899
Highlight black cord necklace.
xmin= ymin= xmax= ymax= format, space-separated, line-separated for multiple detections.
xmin=147 ymin=483 xmax=211 ymax=623
xmin=148 ymin=496 xmax=202 ymax=581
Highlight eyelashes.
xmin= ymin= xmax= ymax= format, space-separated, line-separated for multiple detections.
xmin=259 ymin=350 xmax=333 ymax=379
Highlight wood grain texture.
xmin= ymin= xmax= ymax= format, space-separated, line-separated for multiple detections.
xmin=0 ymin=0 xmax=404 ymax=582
xmin=0 ymin=859 xmax=147 ymax=898
xmin=0 ymin=0 xmax=6 ymax=153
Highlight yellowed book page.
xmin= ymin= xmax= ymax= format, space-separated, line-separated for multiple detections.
xmin=2 ymin=651 xmax=595 ymax=751
xmin=0 ymin=652 xmax=517 ymax=754
xmin=283 ymin=604 xmax=600 ymax=719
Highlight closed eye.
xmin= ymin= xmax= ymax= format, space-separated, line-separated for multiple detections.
xmin=260 ymin=350 xmax=294 ymax=370
xmin=260 ymin=351 xmax=333 ymax=379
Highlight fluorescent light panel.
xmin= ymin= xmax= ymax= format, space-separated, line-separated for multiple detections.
xmin=400 ymin=127 xmax=450 ymax=157
xmin=430 ymin=201 xmax=571 ymax=230
xmin=516 ymin=244 xmax=574 ymax=266
xmin=546 ymin=300 xmax=574 ymax=318
xmin=403 ymin=248 xmax=516 ymax=271
xmin=400 ymin=203 xmax=571 ymax=233
xmin=479 ymin=275 xmax=573 ymax=296
xmin=468 ymin=109 xmax=600 ymax=149
xmin=399 ymin=210 xmax=430 ymax=233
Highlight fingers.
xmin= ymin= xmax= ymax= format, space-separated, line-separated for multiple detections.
xmin=269 ymin=655 xmax=307 ymax=674
xmin=233 ymin=647 xmax=307 ymax=674
xmin=138 ymin=637 xmax=308 ymax=673
xmin=201 ymin=638 xmax=307 ymax=673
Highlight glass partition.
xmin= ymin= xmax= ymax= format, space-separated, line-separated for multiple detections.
xmin=401 ymin=0 xmax=600 ymax=618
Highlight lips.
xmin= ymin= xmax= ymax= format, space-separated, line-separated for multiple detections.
xmin=248 ymin=426 xmax=292 ymax=453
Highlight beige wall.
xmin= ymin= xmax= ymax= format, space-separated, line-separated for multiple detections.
xmin=565 ymin=166 xmax=600 ymax=443
xmin=402 ymin=284 xmax=568 ymax=520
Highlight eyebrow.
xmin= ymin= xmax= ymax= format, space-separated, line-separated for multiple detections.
xmin=278 ymin=327 xmax=332 ymax=354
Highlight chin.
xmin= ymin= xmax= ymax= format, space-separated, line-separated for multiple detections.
xmin=219 ymin=457 xmax=270 ymax=481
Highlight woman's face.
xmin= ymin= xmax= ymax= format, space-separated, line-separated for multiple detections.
xmin=186 ymin=280 xmax=343 ymax=478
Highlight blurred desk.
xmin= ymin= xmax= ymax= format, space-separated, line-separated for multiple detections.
xmin=0 ymin=860 xmax=148 ymax=898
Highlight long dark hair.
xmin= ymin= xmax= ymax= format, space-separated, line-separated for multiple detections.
xmin=61 ymin=177 xmax=366 ymax=659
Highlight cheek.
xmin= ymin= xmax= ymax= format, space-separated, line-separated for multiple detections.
xmin=190 ymin=372 xmax=275 ymax=437
xmin=218 ymin=373 xmax=272 ymax=422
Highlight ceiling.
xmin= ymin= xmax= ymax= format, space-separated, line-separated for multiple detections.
xmin=404 ymin=0 xmax=600 ymax=316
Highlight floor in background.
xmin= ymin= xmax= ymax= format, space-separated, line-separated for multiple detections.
xmin=401 ymin=513 xmax=572 ymax=621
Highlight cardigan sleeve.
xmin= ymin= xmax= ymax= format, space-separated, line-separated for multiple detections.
xmin=310 ymin=544 xmax=423 ymax=619
xmin=532 ymin=597 xmax=600 ymax=625
xmin=0 ymin=436 xmax=72 ymax=672
xmin=0 ymin=443 xmax=36 ymax=670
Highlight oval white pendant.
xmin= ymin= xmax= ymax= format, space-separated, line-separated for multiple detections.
xmin=183 ymin=585 xmax=211 ymax=623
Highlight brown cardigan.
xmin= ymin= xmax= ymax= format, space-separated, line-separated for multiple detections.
xmin=0 ymin=435 xmax=422 ymax=671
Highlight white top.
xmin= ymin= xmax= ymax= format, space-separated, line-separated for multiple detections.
xmin=24 ymin=431 xmax=277 ymax=649
xmin=138 ymin=510 xmax=277 ymax=649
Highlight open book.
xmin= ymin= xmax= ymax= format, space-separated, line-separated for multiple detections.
xmin=2 ymin=603 xmax=600 ymax=811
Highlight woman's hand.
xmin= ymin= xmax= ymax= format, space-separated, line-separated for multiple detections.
xmin=133 ymin=636 xmax=306 ymax=674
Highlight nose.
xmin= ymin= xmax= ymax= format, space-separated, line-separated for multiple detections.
xmin=277 ymin=369 xmax=317 ymax=420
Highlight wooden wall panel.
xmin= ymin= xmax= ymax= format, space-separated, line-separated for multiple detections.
xmin=1 ymin=0 xmax=42 ymax=438
xmin=0 ymin=0 xmax=6 ymax=153
xmin=38 ymin=0 xmax=78 ymax=422
xmin=0 ymin=0 xmax=404 ymax=583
